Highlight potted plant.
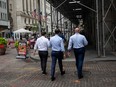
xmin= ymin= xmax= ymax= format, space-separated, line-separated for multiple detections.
xmin=0 ymin=37 xmax=7 ymax=55
xmin=14 ymin=41 xmax=19 ymax=53
xmin=14 ymin=41 xmax=19 ymax=48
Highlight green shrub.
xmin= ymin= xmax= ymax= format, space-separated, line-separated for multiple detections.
xmin=0 ymin=37 xmax=7 ymax=45
xmin=14 ymin=41 xmax=19 ymax=48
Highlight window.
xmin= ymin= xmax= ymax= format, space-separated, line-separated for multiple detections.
xmin=2 ymin=1 xmax=4 ymax=8
xmin=0 ymin=1 xmax=1 ymax=7
xmin=10 ymin=4 xmax=12 ymax=11
xmin=5 ymin=14 xmax=7 ymax=20
xmin=2 ymin=2 xmax=4 ymax=8
xmin=2 ymin=13 xmax=4 ymax=20
xmin=0 ymin=1 xmax=7 ymax=9
xmin=1 ymin=13 xmax=2 ymax=19
xmin=0 ymin=12 xmax=1 ymax=19
xmin=4 ymin=2 xmax=6 ymax=9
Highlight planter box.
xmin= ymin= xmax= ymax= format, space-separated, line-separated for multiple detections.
xmin=0 ymin=44 xmax=6 ymax=55
xmin=0 ymin=44 xmax=5 ymax=48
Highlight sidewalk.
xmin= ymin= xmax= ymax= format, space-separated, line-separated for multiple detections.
xmin=0 ymin=48 xmax=115 ymax=87
xmin=30 ymin=48 xmax=116 ymax=62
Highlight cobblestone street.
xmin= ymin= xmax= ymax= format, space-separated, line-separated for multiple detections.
xmin=0 ymin=48 xmax=116 ymax=87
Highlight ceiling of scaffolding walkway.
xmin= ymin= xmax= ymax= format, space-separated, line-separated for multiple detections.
xmin=47 ymin=0 xmax=94 ymax=24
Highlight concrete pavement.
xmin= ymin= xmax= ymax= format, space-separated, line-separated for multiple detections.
xmin=0 ymin=48 xmax=116 ymax=87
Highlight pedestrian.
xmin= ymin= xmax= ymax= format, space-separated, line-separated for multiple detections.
xmin=58 ymin=31 xmax=66 ymax=42
xmin=33 ymin=32 xmax=49 ymax=75
xmin=67 ymin=27 xmax=88 ymax=79
xmin=50 ymin=29 xmax=65 ymax=81
xmin=58 ymin=31 xmax=67 ymax=59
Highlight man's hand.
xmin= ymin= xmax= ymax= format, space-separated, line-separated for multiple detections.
xmin=33 ymin=50 xmax=36 ymax=55
xmin=63 ymin=53 xmax=66 ymax=59
xmin=33 ymin=52 xmax=35 ymax=56
xmin=67 ymin=52 xmax=71 ymax=57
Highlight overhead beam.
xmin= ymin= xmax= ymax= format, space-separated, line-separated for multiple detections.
xmin=69 ymin=1 xmax=96 ymax=13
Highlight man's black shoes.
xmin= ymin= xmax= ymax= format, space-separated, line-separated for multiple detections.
xmin=51 ymin=77 xmax=56 ymax=81
xmin=78 ymin=75 xmax=83 ymax=79
xmin=42 ymin=72 xmax=47 ymax=75
xmin=61 ymin=71 xmax=65 ymax=75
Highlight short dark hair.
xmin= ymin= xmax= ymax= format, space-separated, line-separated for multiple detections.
xmin=41 ymin=32 xmax=46 ymax=36
xmin=55 ymin=29 xmax=60 ymax=34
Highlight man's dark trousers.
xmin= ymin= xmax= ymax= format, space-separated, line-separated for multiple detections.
xmin=74 ymin=47 xmax=85 ymax=78
xmin=51 ymin=51 xmax=63 ymax=78
xmin=38 ymin=51 xmax=48 ymax=73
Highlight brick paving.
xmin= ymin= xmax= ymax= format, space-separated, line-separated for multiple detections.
xmin=0 ymin=48 xmax=116 ymax=87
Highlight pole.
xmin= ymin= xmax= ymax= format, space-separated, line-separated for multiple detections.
xmin=44 ymin=0 xmax=47 ymax=32
xmin=56 ymin=11 xmax=58 ymax=28
xmin=96 ymin=0 xmax=101 ymax=57
xmin=102 ymin=0 xmax=106 ymax=57
xmin=38 ymin=0 xmax=41 ymax=34
xmin=50 ymin=3 xmax=53 ymax=34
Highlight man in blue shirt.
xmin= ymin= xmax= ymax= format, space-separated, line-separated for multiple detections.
xmin=58 ymin=31 xmax=66 ymax=42
xmin=58 ymin=31 xmax=67 ymax=59
xmin=67 ymin=27 xmax=88 ymax=79
xmin=50 ymin=29 xmax=65 ymax=81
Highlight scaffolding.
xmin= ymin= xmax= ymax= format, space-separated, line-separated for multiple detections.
xmin=46 ymin=0 xmax=116 ymax=57
xmin=102 ymin=0 xmax=116 ymax=57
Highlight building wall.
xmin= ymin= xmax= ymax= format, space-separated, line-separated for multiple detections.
xmin=9 ymin=0 xmax=39 ymax=31
xmin=9 ymin=0 xmax=17 ymax=30
xmin=0 ymin=0 xmax=9 ymax=29
xmin=46 ymin=1 xmax=51 ymax=33
xmin=0 ymin=0 xmax=10 ymax=37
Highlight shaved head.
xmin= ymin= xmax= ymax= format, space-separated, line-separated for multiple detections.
xmin=75 ymin=27 xmax=80 ymax=33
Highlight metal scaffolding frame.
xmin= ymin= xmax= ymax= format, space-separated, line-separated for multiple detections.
xmin=47 ymin=0 xmax=116 ymax=57
xmin=102 ymin=0 xmax=116 ymax=57
xmin=57 ymin=0 xmax=100 ymax=56
xmin=50 ymin=0 xmax=68 ymax=33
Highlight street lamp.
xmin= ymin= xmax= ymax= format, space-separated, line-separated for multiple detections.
xmin=73 ymin=8 xmax=82 ymax=11
xmin=69 ymin=1 xmax=80 ymax=4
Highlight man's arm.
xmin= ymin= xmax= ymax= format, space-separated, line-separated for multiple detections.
xmin=33 ymin=39 xmax=38 ymax=55
xmin=83 ymin=36 xmax=88 ymax=46
xmin=67 ymin=37 xmax=73 ymax=51
xmin=61 ymin=39 xmax=65 ymax=52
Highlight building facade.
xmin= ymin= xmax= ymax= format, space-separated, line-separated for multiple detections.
xmin=46 ymin=1 xmax=51 ymax=33
xmin=9 ymin=0 xmax=39 ymax=32
xmin=0 ymin=0 xmax=10 ymax=37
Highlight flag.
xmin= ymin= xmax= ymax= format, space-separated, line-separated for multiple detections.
xmin=32 ymin=9 xmax=36 ymax=18
xmin=43 ymin=13 xmax=47 ymax=21
xmin=37 ymin=12 xmax=42 ymax=21
xmin=39 ymin=13 xmax=47 ymax=21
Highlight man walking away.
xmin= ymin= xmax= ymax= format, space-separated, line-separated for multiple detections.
xmin=67 ymin=27 xmax=88 ymax=79
xmin=58 ymin=31 xmax=67 ymax=59
xmin=50 ymin=29 xmax=65 ymax=81
xmin=34 ymin=32 xmax=49 ymax=75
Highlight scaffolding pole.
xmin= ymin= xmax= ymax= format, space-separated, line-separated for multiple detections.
xmin=50 ymin=3 xmax=53 ymax=34
xmin=38 ymin=0 xmax=41 ymax=34
xmin=44 ymin=0 xmax=47 ymax=32
xmin=96 ymin=0 xmax=101 ymax=57
xmin=102 ymin=0 xmax=106 ymax=57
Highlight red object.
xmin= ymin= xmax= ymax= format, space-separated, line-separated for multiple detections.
xmin=32 ymin=9 xmax=36 ymax=18
xmin=18 ymin=42 xmax=27 ymax=55
xmin=0 ymin=44 xmax=4 ymax=48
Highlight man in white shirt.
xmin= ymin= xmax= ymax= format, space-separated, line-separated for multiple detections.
xmin=34 ymin=32 xmax=49 ymax=75
xmin=67 ymin=27 xmax=88 ymax=79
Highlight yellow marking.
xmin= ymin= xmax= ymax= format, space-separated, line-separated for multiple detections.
xmin=74 ymin=80 xmax=80 ymax=84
